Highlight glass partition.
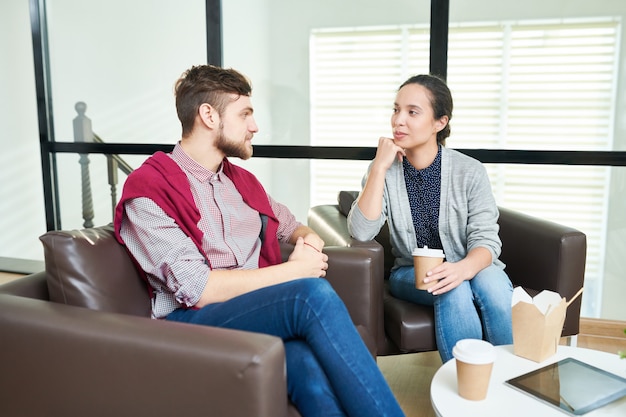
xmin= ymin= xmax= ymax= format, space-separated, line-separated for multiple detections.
xmin=46 ymin=0 xmax=206 ymax=145
xmin=3 ymin=0 xmax=625 ymax=323
xmin=44 ymin=0 xmax=206 ymax=233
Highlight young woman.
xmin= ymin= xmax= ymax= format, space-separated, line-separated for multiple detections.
xmin=347 ymin=74 xmax=513 ymax=363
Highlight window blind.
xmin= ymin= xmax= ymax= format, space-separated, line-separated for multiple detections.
xmin=309 ymin=17 xmax=620 ymax=317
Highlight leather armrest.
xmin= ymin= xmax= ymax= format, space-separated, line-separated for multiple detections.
xmin=279 ymin=241 xmax=383 ymax=356
xmin=308 ymin=205 xmax=381 ymax=251
xmin=307 ymin=205 xmax=387 ymax=352
xmin=323 ymin=246 xmax=383 ymax=356
xmin=308 ymin=204 xmax=393 ymax=274
xmin=308 ymin=204 xmax=354 ymax=247
xmin=0 ymin=294 xmax=288 ymax=417
xmin=498 ymin=207 xmax=587 ymax=335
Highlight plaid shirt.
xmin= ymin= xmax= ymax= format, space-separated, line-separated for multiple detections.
xmin=120 ymin=144 xmax=300 ymax=318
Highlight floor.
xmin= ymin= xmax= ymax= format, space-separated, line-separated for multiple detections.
xmin=1 ymin=272 xmax=623 ymax=417
xmin=378 ymin=351 xmax=442 ymax=417
xmin=0 ymin=272 xmax=25 ymax=286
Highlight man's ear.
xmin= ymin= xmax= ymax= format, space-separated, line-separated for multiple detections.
xmin=198 ymin=103 xmax=219 ymax=129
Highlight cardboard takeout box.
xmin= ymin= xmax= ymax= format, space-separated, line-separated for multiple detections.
xmin=511 ymin=287 xmax=582 ymax=362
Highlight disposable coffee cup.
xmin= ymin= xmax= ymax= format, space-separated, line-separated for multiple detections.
xmin=412 ymin=246 xmax=444 ymax=290
xmin=452 ymin=339 xmax=496 ymax=401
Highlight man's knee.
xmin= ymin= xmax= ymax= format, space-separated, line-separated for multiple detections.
xmin=296 ymin=277 xmax=334 ymax=294
xmin=294 ymin=278 xmax=344 ymax=311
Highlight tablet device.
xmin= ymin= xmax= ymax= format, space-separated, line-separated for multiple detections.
xmin=505 ymin=357 xmax=626 ymax=415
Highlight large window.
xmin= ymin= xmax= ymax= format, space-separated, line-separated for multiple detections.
xmin=310 ymin=17 xmax=621 ymax=317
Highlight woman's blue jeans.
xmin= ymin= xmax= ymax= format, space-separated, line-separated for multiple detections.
xmin=389 ymin=264 xmax=513 ymax=363
xmin=167 ymin=278 xmax=404 ymax=417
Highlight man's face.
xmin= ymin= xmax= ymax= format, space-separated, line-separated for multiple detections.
xmin=215 ymin=94 xmax=258 ymax=160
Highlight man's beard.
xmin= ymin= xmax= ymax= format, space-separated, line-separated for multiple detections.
xmin=215 ymin=125 xmax=253 ymax=160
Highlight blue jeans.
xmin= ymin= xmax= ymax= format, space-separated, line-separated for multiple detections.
xmin=167 ymin=278 xmax=404 ymax=417
xmin=389 ymin=264 xmax=513 ymax=363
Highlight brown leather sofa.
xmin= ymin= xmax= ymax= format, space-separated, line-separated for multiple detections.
xmin=0 ymin=224 xmax=381 ymax=417
xmin=308 ymin=191 xmax=588 ymax=356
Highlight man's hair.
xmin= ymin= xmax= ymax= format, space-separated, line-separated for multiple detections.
xmin=174 ymin=65 xmax=252 ymax=137
xmin=399 ymin=74 xmax=453 ymax=146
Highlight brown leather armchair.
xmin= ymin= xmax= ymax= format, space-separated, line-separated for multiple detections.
xmin=0 ymin=224 xmax=380 ymax=417
xmin=308 ymin=191 xmax=587 ymax=356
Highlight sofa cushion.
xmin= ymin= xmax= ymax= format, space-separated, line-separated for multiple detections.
xmin=383 ymin=285 xmax=437 ymax=352
xmin=40 ymin=224 xmax=151 ymax=317
xmin=337 ymin=190 xmax=359 ymax=217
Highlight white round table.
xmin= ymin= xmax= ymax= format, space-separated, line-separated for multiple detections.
xmin=430 ymin=345 xmax=626 ymax=417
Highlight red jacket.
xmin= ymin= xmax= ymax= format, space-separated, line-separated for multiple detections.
xmin=114 ymin=151 xmax=283 ymax=269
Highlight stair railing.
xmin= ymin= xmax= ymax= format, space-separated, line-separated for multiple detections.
xmin=73 ymin=101 xmax=134 ymax=228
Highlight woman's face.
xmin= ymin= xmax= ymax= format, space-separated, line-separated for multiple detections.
xmin=391 ymin=83 xmax=447 ymax=150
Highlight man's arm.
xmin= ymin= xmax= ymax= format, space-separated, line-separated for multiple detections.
xmin=198 ymin=221 xmax=328 ymax=306
xmin=196 ymin=190 xmax=328 ymax=306
xmin=288 ymin=225 xmax=325 ymax=252
xmin=120 ymin=198 xmax=212 ymax=313
xmin=122 ymin=198 xmax=328 ymax=311
xmin=197 ymin=236 xmax=327 ymax=306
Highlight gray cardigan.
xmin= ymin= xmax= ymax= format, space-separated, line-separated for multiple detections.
xmin=347 ymin=146 xmax=504 ymax=271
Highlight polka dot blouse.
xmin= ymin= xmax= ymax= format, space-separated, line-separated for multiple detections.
xmin=402 ymin=145 xmax=443 ymax=250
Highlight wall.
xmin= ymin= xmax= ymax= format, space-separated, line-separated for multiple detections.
xmin=0 ymin=0 xmax=45 ymax=261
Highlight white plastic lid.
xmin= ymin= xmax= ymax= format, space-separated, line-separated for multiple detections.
xmin=452 ymin=339 xmax=496 ymax=364
xmin=412 ymin=246 xmax=445 ymax=258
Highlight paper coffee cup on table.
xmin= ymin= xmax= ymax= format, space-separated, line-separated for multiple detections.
xmin=412 ymin=246 xmax=444 ymax=290
xmin=452 ymin=339 xmax=496 ymax=401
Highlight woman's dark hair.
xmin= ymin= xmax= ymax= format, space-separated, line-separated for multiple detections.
xmin=175 ymin=65 xmax=252 ymax=137
xmin=399 ymin=74 xmax=452 ymax=145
